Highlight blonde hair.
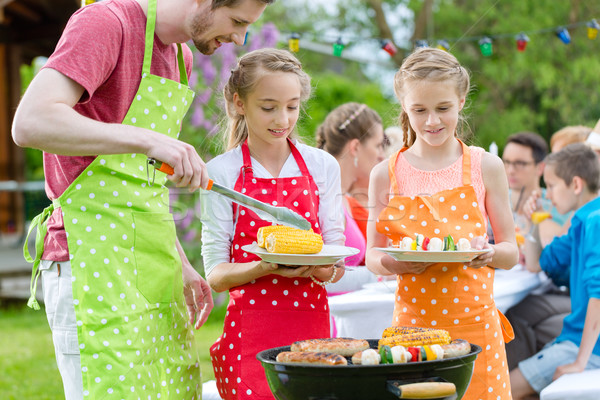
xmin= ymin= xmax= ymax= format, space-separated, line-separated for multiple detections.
xmin=223 ymin=48 xmax=311 ymax=150
xmin=315 ymin=102 xmax=382 ymax=157
xmin=549 ymin=125 xmax=592 ymax=152
xmin=393 ymin=48 xmax=470 ymax=147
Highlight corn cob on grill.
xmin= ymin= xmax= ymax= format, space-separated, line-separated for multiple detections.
xmin=378 ymin=328 xmax=451 ymax=348
xmin=382 ymin=326 xmax=444 ymax=338
xmin=265 ymin=226 xmax=323 ymax=254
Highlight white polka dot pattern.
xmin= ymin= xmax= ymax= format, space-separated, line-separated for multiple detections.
xmin=378 ymin=144 xmax=511 ymax=399
xmin=211 ymin=140 xmax=330 ymax=399
xmin=58 ymin=67 xmax=198 ymax=398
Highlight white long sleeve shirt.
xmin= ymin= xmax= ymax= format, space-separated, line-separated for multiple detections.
xmin=200 ymin=141 xmax=345 ymax=275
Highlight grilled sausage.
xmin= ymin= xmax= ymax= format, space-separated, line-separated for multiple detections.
xmin=276 ymin=351 xmax=348 ymax=366
xmin=291 ymin=338 xmax=370 ymax=357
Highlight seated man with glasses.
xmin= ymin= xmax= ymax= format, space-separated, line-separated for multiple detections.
xmin=498 ymin=131 xmax=572 ymax=371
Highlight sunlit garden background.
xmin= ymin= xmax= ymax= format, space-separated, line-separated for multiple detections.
xmin=2 ymin=0 xmax=600 ymax=398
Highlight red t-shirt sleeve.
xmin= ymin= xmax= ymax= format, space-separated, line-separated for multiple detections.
xmin=43 ymin=4 xmax=122 ymax=103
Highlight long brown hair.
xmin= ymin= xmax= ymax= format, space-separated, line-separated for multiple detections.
xmin=222 ymin=48 xmax=311 ymax=150
xmin=393 ymin=48 xmax=471 ymax=148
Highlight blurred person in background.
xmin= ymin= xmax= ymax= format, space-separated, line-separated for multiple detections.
xmin=317 ymin=102 xmax=386 ymax=266
xmin=501 ymin=131 xmax=572 ymax=370
xmin=550 ymin=125 xmax=592 ymax=153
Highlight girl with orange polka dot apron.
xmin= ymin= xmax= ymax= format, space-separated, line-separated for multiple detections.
xmin=377 ymin=140 xmax=514 ymax=400
xmin=24 ymin=0 xmax=201 ymax=397
xmin=210 ymin=139 xmax=330 ymax=400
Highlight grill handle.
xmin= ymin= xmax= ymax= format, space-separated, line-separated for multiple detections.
xmin=387 ymin=379 xmax=457 ymax=400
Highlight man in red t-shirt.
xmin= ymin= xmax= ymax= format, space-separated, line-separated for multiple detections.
xmin=12 ymin=0 xmax=274 ymax=398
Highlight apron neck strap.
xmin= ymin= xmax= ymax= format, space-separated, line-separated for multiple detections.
xmin=240 ymin=140 xmax=255 ymax=179
xmin=240 ymin=138 xmax=311 ymax=180
xmin=458 ymin=139 xmax=472 ymax=186
xmin=176 ymin=43 xmax=188 ymax=85
xmin=389 ymin=138 xmax=472 ymax=193
xmin=287 ymin=139 xmax=311 ymax=177
xmin=142 ymin=0 xmax=188 ymax=85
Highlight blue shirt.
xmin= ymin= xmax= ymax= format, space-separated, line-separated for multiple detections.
xmin=540 ymin=197 xmax=600 ymax=357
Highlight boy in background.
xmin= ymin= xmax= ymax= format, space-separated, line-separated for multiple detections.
xmin=510 ymin=143 xmax=600 ymax=399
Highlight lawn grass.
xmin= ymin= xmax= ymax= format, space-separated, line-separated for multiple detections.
xmin=0 ymin=296 xmax=227 ymax=399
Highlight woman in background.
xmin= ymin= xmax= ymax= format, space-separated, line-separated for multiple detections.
xmin=316 ymin=102 xmax=386 ymax=265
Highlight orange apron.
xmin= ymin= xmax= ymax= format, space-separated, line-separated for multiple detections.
xmin=376 ymin=141 xmax=514 ymax=400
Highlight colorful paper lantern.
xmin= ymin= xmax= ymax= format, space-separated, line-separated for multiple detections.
xmin=556 ymin=27 xmax=571 ymax=44
xmin=289 ymin=33 xmax=300 ymax=52
xmin=478 ymin=37 xmax=493 ymax=56
xmin=515 ymin=33 xmax=530 ymax=52
xmin=332 ymin=38 xmax=345 ymax=57
xmin=380 ymin=39 xmax=397 ymax=56
xmin=587 ymin=19 xmax=600 ymax=40
xmin=436 ymin=40 xmax=450 ymax=51
xmin=415 ymin=40 xmax=429 ymax=48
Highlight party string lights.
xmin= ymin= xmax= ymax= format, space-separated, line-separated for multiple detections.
xmin=282 ymin=18 xmax=598 ymax=58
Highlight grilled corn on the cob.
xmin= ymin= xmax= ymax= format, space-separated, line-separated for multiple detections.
xmin=378 ymin=328 xmax=451 ymax=348
xmin=265 ymin=227 xmax=323 ymax=254
xmin=382 ymin=326 xmax=443 ymax=338
xmin=257 ymin=225 xmax=284 ymax=248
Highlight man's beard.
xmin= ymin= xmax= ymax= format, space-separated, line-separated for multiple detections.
xmin=190 ymin=10 xmax=214 ymax=54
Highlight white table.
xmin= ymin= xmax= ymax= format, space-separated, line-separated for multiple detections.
xmin=328 ymin=267 xmax=542 ymax=339
xmin=540 ymin=369 xmax=600 ymax=400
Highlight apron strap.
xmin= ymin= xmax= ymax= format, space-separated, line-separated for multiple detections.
xmin=141 ymin=0 xmax=157 ymax=76
xmin=389 ymin=138 xmax=472 ymax=195
xmin=142 ymin=0 xmax=188 ymax=84
xmin=287 ymin=139 xmax=312 ymax=178
xmin=458 ymin=139 xmax=472 ymax=186
xmin=498 ymin=309 xmax=515 ymax=343
xmin=23 ymin=201 xmax=57 ymax=310
xmin=388 ymin=147 xmax=404 ymax=195
xmin=176 ymin=43 xmax=188 ymax=85
xmin=238 ymin=138 xmax=311 ymax=185
xmin=235 ymin=139 xmax=254 ymax=185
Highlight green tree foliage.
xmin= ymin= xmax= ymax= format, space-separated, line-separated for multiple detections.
xmin=430 ymin=0 xmax=600 ymax=150
xmin=264 ymin=0 xmax=600 ymax=152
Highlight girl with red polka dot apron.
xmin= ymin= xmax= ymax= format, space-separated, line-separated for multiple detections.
xmin=210 ymin=139 xmax=330 ymax=400
xmin=377 ymin=140 xmax=514 ymax=400
xmin=24 ymin=0 xmax=201 ymax=397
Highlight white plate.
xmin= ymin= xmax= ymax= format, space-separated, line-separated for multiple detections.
xmin=374 ymin=247 xmax=492 ymax=263
xmin=241 ymin=244 xmax=360 ymax=266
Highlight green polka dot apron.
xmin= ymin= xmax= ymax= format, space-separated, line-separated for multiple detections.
xmin=376 ymin=140 xmax=514 ymax=400
xmin=24 ymin=0 xmax=201 ymax=397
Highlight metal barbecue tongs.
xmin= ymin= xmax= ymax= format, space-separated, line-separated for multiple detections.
xmin=147 ymin=158 xmax=312 ymax=231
